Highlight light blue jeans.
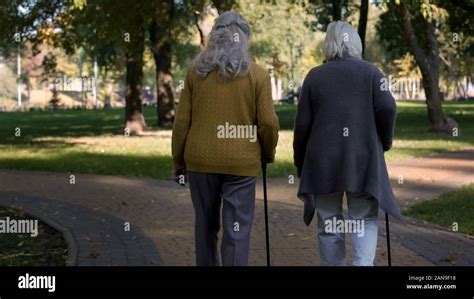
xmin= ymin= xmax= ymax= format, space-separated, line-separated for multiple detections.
xmin=315 ymin=192 xmax=379 ymax=266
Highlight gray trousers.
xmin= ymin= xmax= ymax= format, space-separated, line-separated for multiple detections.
xmin=188 ymin=171 xmax=256 ymax=266
xmin=315 ymin=192 xmax=379 ymax=266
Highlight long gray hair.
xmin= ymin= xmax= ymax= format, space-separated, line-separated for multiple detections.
xmin=323 ymin=21 xmax=363 ymax=61
xmin=193 ymin=11 xmax=252 ymax=80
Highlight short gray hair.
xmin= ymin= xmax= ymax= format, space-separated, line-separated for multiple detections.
xmin=193 ymin=11 xmax=252 ymax=80
xmin=323 ymin=21 xmax=362 ymax=61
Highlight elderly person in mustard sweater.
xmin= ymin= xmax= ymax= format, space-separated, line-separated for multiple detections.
xmin=172 ymin=12 xmax=279 ymax=266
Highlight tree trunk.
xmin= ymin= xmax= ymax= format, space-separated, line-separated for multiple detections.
xmin=419 ymin=65 xmax=445 ymax=129
xmin=213 ymin=0 xmax=234 ymax=15
xmin=331 ymin=0 xmax=342 ymax=21
xmin=398 ymin=3 xmax=457 ymax=134
xmin=124 ymin=16 xmax=147 ymax=134
xmin=150 ymin=0 xmax=175 ymax=129
xmin=191 ymin=0 xmax=215 ymax=49
xmin=358 ymin=0 xmax=369 ymax=57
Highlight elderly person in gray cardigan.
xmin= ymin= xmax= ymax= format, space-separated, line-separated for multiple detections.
xmin=293 ymin=21 xmax=401 ymax=266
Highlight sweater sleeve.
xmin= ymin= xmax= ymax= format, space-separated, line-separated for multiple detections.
xmin=172 ymin=68 xmax=193 ymax=170
xmin=293 ymin=73 xmax=313 ymax=176
xmin=372 ymin=68 xmax=397 ymax=152
xmin=256 ymin=71 xmax=280 ymax=163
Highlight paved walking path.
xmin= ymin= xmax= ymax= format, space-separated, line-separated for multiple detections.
xmin=0 ymin=148 xmax=473 ymax=266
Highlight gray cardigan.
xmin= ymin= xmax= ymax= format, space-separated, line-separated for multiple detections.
xmin=293 ymin=57 xmax=402 ymax=225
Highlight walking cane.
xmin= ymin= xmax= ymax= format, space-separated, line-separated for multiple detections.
xmin=261 ymin=162 xmax=271 ymax=266
xmin=385 ymin=212 xmax=392 ymax=266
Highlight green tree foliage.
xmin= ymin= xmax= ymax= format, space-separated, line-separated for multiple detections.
xmin=308 ymin=0 xmax=354 ymax=30
xmin=236 ymin=0 xmax=321 ymax=90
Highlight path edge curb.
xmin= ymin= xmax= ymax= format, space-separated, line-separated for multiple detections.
xmin=0 ymin=202 xmax=78 ymax=266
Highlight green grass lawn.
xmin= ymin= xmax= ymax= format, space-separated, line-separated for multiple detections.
xmin=0 ymin=101 xmax=473 ymax=179
xmin=404 ymin=184 xmax=474 ymax=235
xmin=0 ymin=207 xmax=68 ymax=266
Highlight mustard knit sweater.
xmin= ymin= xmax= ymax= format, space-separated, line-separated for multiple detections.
xmin=171 ymin=63 xmax=280 ymax=177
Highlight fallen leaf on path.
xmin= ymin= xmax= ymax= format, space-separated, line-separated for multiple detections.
xmin=88 ymin=250 xmax=100 ymax=259
xmin=440 ymin=252 xmax=461 ymax=265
